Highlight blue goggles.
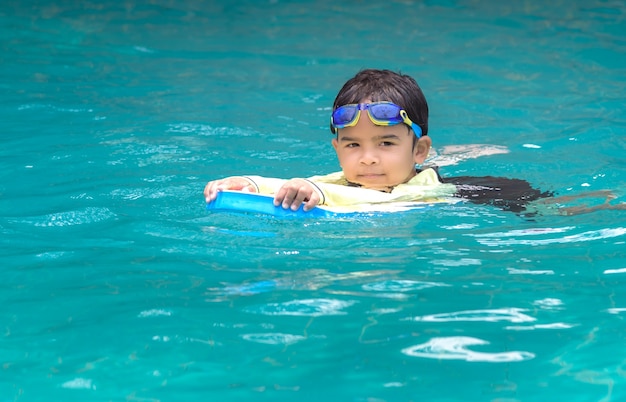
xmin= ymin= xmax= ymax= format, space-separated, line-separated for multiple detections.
xmin=330 ymin=102 xmax=422 ymax=138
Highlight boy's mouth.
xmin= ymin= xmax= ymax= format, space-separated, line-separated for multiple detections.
xmin=358 ymin=173 xmax=385 ymax=179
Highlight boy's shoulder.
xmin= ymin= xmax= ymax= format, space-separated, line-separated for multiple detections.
xmin=406 ymin=166 xmax=447 ymax=186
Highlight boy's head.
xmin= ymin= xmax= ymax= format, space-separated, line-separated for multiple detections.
xmin=329 ymin=69 xmax=432 ymax=192
xmin=332 ymin=69 xmax=429 ymax=137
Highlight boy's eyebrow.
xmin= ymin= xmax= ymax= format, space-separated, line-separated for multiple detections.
xmin=338 ymin=134 xmax=402 ymax=142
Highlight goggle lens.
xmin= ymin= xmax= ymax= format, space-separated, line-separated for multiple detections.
xmin=369 ymin=103 xmax=402 ymax=122
xmin=332 ymin=106 xmax=359 ymax=126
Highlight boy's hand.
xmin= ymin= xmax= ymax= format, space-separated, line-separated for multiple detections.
xmin=274 ymin=179 xmax=320 ymax=212
xmin=204 ymin=177 xmax=256 ymax=203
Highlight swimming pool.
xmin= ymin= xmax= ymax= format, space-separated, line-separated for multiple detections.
xmin=2 ymin=0 xmax=626 ymax=400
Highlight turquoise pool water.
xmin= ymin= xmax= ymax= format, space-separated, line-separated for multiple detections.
xmin=2 ymin=1 xmax=626 ymax=401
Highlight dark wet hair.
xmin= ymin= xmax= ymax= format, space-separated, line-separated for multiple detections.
xmin=332 ymin=69 xmax=429 ymax=136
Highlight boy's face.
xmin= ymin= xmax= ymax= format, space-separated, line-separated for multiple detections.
xmin=331 ymin=103 xmax=431 ymax=191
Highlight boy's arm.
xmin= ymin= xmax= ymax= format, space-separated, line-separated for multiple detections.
xmin=240 ymin=175 xmax=288 ymax=194
xmin=250 ymin=174 xmax=391 ymax=209
xmin=319 ymin=183 xmax=397 ymax=206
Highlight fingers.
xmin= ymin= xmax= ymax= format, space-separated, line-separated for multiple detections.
xmin=274 ymin=179 xmax=320 ymax=211
xmin=302 ymin=192 xmax=321 ymax=211
xmin=204 ymin=177 xmax=256 ymax=203
xmin=204 ymin=182 xmax=220 ymax=203
xmin=204 ymin=180 xmax=229 ymax=203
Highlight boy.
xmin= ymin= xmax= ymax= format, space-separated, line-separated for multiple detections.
xmin=205 ymin=69 xmax=462 ymax=211
xmin=204 ymin=69 xmax=618 ymax=215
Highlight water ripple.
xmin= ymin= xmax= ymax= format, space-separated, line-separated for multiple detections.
xmin=241 ymin=333 xmax=306 ymax=345
xmin=401 ymin=336 xmax=535 ymax=362
xmin=61 ymin=378 xmax=96 ymax=390
xmin=245 ymin=298 xmax=356 ymax=316
xmin=406 ymin=308 xmax=535 ymax=323
xmin=505 ymin=323 xmax=575 ymax=330
xmin=472 ymin=227 xmax=626 ymax=246
xmin=11 ymin=207 xmax=116 ymax=227
xmin=362 ymin=280 xmax=451 ymax=292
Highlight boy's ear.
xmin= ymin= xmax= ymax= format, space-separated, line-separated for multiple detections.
xmin=413 ymin=136 xmax=432 ymax=164
xmin=331 ymin=137 xmax=338 ymax=152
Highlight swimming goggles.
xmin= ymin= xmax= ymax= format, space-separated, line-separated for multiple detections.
xmin=330 ymin=101 xmax=422 ymax=138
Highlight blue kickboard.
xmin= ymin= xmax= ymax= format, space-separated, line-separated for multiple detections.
xmin=206 ymin=191 xmax=336 ymax=218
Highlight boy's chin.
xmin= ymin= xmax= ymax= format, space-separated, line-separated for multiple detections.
xmin=364 ymin=184 xmax=389 ymax=190
xmin=356 ymin=181 xmax=396 ymax=192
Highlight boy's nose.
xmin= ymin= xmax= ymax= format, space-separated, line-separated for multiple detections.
xmin=359 ymin=150 xmax=379 ymax=165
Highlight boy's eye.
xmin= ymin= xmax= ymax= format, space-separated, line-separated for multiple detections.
xmin=346 ymin=143 xmax=360 ymax=148
xmin=380 ymin=141 xmax=395 ymax=146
